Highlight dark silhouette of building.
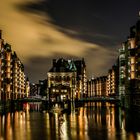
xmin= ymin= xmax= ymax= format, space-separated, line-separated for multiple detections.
xmin=47 ymin=58 xmax=87 ymax=102
xmin=38 ymin=79 xmax=48 ymax=97
xmin=119 ymin=17 xmax=140 ymax=107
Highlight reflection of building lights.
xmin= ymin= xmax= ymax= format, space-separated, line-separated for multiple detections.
xmin=26 ymin=103 xmax=30 ymax=112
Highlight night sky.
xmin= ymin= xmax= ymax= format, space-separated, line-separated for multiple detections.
xmin=0 ymin=0 xmax=140 ymax=83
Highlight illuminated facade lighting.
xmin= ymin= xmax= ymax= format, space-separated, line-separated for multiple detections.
xmin=87 ymin=76 xmax=107 ymax=97
xmin=107 ymin=63 xmax=119 ymax=97
xmin=47 ymin=58 xmax=87 ymax=102
xmin=0 ymin=30 xmax=30 ymax=102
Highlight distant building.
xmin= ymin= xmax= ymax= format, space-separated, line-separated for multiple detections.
xmin=47 ymin=58 xmax=87 ymax=102
xmin=30 ymin=83 xmax=38 ymax=96
xmin=25 ymin=78 xmax=30 ymax=97
xmin=38 ymin=79 xmax=47 ymax=96
xmin=106 ymin=62 xmax=119 ymax=97
xmin=87 ymin=64 xmax=119 ymax=98
xmin=74 ymin=58 xmax=87 ymax=98
xmin=119 ymin=43 xmax=128 ymax=96
xmin=87 ymin=76 xmax=107 ymax=97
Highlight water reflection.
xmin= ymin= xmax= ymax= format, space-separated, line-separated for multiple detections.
xmin=0 ymin=102 xmax=140 ymax=140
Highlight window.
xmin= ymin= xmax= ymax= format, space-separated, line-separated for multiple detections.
xmin=130 ymin=57 xmax=135 ymax=64
xmin=131 ymin=65 xmax=135 ymax=71
xmin=131 ymin=72 xmax=135 ymax=79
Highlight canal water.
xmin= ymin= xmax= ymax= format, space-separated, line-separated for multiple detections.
xmin=0 ymin=102 xmax=140 ymax=140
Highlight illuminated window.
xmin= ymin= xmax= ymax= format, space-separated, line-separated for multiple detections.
xmin=131 ymin=65 xmax=135 ymax=71
xmin=131 ymin=72 xmax=135 ymax=79
xmin=130 ymin=39 xmax=136 ymax=49
xmin=52 ymin=89 xmax=55 ymax=92
xmin=130 ymin=57 xmax=135 ymax=64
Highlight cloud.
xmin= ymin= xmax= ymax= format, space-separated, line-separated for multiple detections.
xmin=0 ymin=0 xmax=121 ymax=82
xmin=0 ymin=1 xmax=97 ymax=53
xmin=15 ymin=0 xmax=119 ymax=46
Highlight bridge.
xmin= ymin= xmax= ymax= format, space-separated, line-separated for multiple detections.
xmin=16 ymin=96 xmax=120 ymax=103
xmin=15 ymin=95 xmax=43 ymax=102
xmin=78 ymin=96 xmax=120 ymax=102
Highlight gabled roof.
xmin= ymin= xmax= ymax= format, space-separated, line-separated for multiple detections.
xmin=49 ymin=58 xmax=77 ymax=72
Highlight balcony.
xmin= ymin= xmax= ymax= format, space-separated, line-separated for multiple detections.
xmin=119 ymin=48 xmax=125 ymax=54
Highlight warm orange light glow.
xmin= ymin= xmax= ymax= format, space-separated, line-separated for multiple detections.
xmin=131 ymin=65 xmax=135 ymax=71
xmin=129 ymin=38 xmax=136 ymax=49
xmin=131 ymin=72 xmax=135 ymax=79
xmin=130 ymin=57 xmax=135 ymax=64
